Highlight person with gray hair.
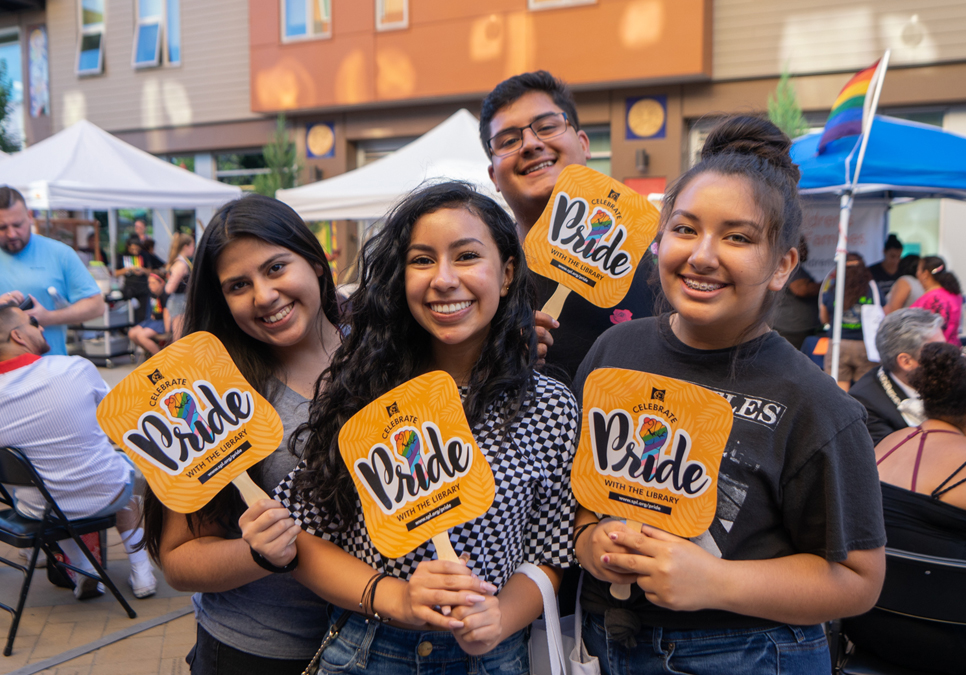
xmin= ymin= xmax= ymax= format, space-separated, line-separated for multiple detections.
xmin=850 ymin=307 xmax=945 ymax=444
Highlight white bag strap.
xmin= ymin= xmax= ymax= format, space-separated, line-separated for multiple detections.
xmin=573 ymin=570 xmax=585 ymax=650
xmin=518 ymin=562 xmax=566 ymax=675
xmin=869 ymin=280 xmax=881 ymax=308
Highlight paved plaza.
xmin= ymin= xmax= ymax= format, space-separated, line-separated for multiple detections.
xmin=1 ymin=360 xmax=196 ymax=675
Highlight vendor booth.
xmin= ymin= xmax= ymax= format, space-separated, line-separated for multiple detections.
xmin=0 ymin=119 xmax=242 ymax=267
xmin=791 ymin=115 xmax=966 ymax=281
xmin=0 ymin=120 xmax=241 ymax=364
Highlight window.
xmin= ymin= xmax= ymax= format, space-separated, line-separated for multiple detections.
xmin=0 ymin=30 xmax=23 ymax=148
xmin=133 ymin=0 xmax=180 ymax=69
xmin=355 ymin=136 xmax=415 ymax=167
xmin=528 ymin=0 xmax=596 ymax=10
xmin=375 ymin=0 xmax=407 ymax=31
xmin=282 ymin=0 xmax=331 ymax=41
xmin=583 ymin=126 xmax=611 ymax=177
xmin=215 ymin=151 xmax=269 ymax=188
xmin=77 ymin=0 xmax=105 ymax=76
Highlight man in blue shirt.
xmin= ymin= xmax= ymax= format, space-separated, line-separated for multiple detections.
xmin=0 ymin=186 xmax=105 ymax=356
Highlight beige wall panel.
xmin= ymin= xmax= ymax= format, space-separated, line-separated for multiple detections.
xmin=714 ymin=0 xmax=966 ymax=80
xmin=48 ymin=0 xmax=259 ymax=137
xmin=684 ymin=61 xmax=966 ymax=119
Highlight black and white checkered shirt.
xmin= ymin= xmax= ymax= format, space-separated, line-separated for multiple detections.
xmin=275 ymin=372 xmax=578 ymax=591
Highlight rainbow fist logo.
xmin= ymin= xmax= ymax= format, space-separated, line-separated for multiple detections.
xmin=636 ymin=415 xmax=669 ymax=477
xmin=585 ymin=208 xmax=613 ymax=254
xmin=393 ymin=429 xmax=423 ymax=476
xmin=164 ymin=391 xmax=209 ymax=439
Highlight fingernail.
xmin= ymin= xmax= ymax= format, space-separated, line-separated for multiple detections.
xmin=450 ymin=620 xmax=465 ymax=629
xmin=441 ymin=606 xmax=451 ymax=616
xmin=481 ymin=582 xmax=497 ymax=593
xmin=602 ymin=555 xmax=610 ymax=564
xmin=609 ymin=532 xmax=618 ymax=541
xmin=467 ymin=594 xmax=486 ymax=603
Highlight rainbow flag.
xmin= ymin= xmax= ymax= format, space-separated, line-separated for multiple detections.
xmin=817 ymin=60 xmax=882 ymax=154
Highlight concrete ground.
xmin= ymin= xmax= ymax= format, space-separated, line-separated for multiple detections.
xmin=1 ymin=359 xmax=197 ymax=675
xmin=0 ymin=531 xmax=195 ymax=675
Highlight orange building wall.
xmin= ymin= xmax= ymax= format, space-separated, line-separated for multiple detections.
xmin=250 ymin=0 xmax=711 ymax=113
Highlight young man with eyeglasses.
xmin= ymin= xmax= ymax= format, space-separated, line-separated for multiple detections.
xmin=480 ymin=71 xmax=655 ymax=384
xmin=0 ymin=302 xmax=157 ymax=600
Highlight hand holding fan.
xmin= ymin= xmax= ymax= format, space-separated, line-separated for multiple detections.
xmin=573 ymin=368 xmax=733 ymax=599
xmin=97 ymin=331 xmax=284 ymax=513
xmin=524 ymin=164 xmax=660 ymax=320
xmin=337 ymin=371 xmax=495 ymax=562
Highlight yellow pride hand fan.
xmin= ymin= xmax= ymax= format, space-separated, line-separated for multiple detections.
xmin=97 ymin=332 xmax=283 ymax=513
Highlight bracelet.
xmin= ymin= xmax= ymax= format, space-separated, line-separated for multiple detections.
xmin=249 ymin=546 xmax=298 ymax=573
xmin=369 ymin=573 xmax=392 ymax=623
xmin=359 ymin=572 xmax=392 ymax=623
xmin=360 ymin=573 xmax=377 ymax=615
xmin=572 ymin=521 xmax=600 ymax=567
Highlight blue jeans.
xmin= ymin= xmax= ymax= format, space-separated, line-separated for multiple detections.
xmin=316 ymin=609 xmax=529 ymax=675
xmin=583 ymin=612 xmax=830 ymax=675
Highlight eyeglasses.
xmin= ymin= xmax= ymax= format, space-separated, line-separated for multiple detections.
xmin=487 ymin=112 xmax=571 ymax=157
xmin=6 ymin=316 xmax=39 ymax=342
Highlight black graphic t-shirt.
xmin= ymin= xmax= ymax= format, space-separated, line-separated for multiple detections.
xmin=536 ymin=255 xmax=657 ymax=388
xmin=574 ymin=314 xmax=886 ymax=630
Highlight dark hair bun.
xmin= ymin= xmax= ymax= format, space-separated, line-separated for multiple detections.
xmin=701 ymin=115 xmax=801 ymax=184
xmin=910 ymin=341 xmax=966 ymax=419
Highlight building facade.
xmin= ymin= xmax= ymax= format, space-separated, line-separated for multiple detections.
xmin=2 ymin=1 xmax=965 ymax=279
xmin=249 ymin=0 xmax=966 ymax=279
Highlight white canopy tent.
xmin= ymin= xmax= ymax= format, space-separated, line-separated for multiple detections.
xmin=0 ymin=120 xmax=241 ymax=210
xmin=276 ymin=109 xmax=504 ymax=222
xmin=0 ymin=119 xmax=242 ymax=266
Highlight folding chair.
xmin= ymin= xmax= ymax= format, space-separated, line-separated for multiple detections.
xmin=834 ymin=547 xmax=966 ymax=674
xmin=0 ymin=446 xmax=137 ymax=656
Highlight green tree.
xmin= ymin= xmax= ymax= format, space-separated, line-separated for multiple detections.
xmin=253 ymin=114 xmax=302 ymax=196
xmin=768 ymin=69 xmax=809 ymax=140
xmin=0 ymin=61 xmax=21 ymax=153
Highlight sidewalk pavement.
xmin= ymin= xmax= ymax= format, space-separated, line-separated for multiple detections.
xmin=0 ymin=530 xmax=195 ymax=675
xmin=1 ymin=359 xmax=196 ymax=675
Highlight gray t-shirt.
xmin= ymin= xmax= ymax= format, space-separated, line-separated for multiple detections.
xmin=193 ymin=384 xmax=330 ymax=659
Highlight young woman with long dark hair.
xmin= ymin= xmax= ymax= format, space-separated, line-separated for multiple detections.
xmin=246 ymin=181 xmax=579 ymax=674
xmin=143 ymin=194 xmax=341 ymax=675
xmin=572 ymin=116 xmax=887 ymax=674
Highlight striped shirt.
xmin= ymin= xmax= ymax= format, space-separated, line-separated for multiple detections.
xmin=0 ymin=354 xmax=130 ymax=519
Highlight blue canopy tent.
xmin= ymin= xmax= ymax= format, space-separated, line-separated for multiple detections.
xmin=791 ymin=115 xmax=966 ymax=201
xmin=790 ymin=114 xmax=966 ymax=369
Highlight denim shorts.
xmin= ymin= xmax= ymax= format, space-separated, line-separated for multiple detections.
xmin=316 ymin=609 xmax=529 ymax=675
xmin=582 ymin=611 xmax=830 ymax=675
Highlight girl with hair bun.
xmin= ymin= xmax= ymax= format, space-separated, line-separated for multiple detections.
xmin=856 ymin=341 xmax=966 ymax=672
xmin=572 ymin=115 xmax=886 ymax=673
xmin=912 ymin=255 xmax=963 ymax=344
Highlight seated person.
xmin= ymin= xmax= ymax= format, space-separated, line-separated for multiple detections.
xmin=127 ymin=273 xmax=168 ymax=357
xmin=0 ymin=302 xmax=157 ymax=600
xmin=843 ymin=341 xmax=966 ymax=675
xmin=850 ymin=308 xmax=945 ymax=445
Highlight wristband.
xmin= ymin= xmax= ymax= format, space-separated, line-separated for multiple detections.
xmin=572 ymin=521 xmax=599 ymax=566
xmin=250 ymin=546 xmax=298 ymax=573
xmin=360 ymin=571 xmax=392 ymax=623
